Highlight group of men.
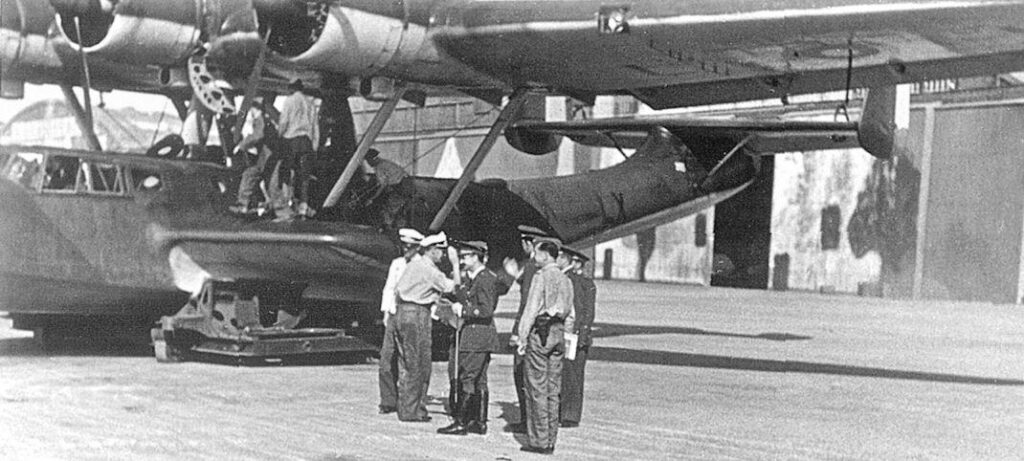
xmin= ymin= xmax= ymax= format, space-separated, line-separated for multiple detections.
xmin=228 ymin=79 xmax=320 ymax=220
xmin=376 ymin=224 xmax=597 ymax=455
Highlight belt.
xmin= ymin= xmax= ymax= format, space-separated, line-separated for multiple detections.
xmin=536 ymin=313 xmax=563 ymax=323
xmin=462 ymin=317 xmax=493 ymax=326
xmin=397 ymin=300 xmax=432 ymax=308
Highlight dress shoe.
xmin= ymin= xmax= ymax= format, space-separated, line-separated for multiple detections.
xmin=436 ymin=422 xmax=468 ymax=435
xmin=465 ymin=421 xmax=487 ymax=435
xmin=560 ymin=420 xmax=579 ymax=428
xmin=378 ymin=406 xmax=397 ymax=415
xmin=520 ymin=446 xmax=554 ymax=455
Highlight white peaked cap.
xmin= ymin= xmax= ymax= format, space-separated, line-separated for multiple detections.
xmin=420 ymin=231 xmax=448 ymax=248
xmin=398 ymin=228 xmax=424 ymax=244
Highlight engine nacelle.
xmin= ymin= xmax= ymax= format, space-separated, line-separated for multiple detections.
xmin=52 ymin=0 xmax=201 ymax=66
xmin=258 ymin=4 xmax=428 ymax=78
xmin=2 ymin=0 xmax=63 ymax=77
xmin=504 ymin=126 xmax=563 ymax=156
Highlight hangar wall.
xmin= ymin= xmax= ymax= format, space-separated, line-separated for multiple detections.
xmin=768 ymin=92 xmax=1024 ymax=304
xmin=917 ymin=102 xmax=1024 ymax=303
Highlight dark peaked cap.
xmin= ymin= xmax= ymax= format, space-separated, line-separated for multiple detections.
xmin=457 ymin=240 xmax=488 ymax=255
xmin=517 ymin=225 xmax=549 ymax=239
xmin=560 ymin=246 xmax=590 ymax=263
xmin=534 ymin=236 xmax=562 ymax=247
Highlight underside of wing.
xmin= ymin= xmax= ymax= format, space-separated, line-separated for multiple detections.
xmin=436 ymin=1 xmax=1024 ymax=108
xmin=508 ymin=114 xmax=861 ymax=156
xmin=152 ymin=226 xmax=394 ymax=303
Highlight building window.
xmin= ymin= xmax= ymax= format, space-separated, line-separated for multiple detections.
xmin=821 ymin=205 xmax=842 ymax=250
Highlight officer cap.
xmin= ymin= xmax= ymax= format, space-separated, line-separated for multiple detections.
xmin=533 ymin=236 xmax=563 ymax=248
xmin=398 ymin=228 xmax=424 ymax=244
xmin=517 ymin=225 xmax=549 ymax=241
xmin=560 ymin=246 xmax=590 ymax=263
xmin=420 ymin=231 xmax=448 ymax=248
xmin=457 ymin=240 xmax=488 ymax=256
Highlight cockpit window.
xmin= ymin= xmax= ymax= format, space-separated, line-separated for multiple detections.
xmin=2 ymin=152 xmax=44 ymax=190
xmin=42 ymin=155 xmax=79 ymax=192
xmin=77 ymin=161 xmax=127 ymax=195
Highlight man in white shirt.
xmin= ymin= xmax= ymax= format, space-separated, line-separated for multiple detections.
xmin=274 ymin=80 xmax=318 ymax=219
xmin=393 ymin=232 xmax=460 ymax=422
xmin=378 ymin=228 xmax=423 ymax=414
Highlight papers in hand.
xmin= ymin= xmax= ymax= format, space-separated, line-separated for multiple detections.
xmin=564 ymin=332 xmax=578 ymax=360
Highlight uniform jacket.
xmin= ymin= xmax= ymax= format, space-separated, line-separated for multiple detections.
xmin=567 ymin=272 xmax=597 ymax=347
xmin=454 ymin=268 xmax=504 ymax=352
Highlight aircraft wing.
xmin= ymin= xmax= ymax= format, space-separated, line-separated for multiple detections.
xmin=151 ymin=226 xmax=393 ymax=303
xmin=508 ymin=115 xmax=861 ymax=156
xmin=567 ymin=180 xmax=753 ymax=249
xmin=434 ymin=0 xmax=1024 ymax=108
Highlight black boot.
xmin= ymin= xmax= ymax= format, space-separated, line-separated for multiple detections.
xmin=467 ymin=391 xmax=488 ymax=434
xmin=437 ymin=393 xmax=470 ymax=435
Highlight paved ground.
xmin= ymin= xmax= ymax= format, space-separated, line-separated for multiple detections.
xmin=1 ymin=281 xmax=1022 ymax=460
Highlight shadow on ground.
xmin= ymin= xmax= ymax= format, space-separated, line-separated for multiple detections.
xmin=494 ymin=313 xmax=812 ymax=343
xmin=496 ymin=400 xmax=530 ymax=446
xmin=588 ymin=346 xmax=1024 ymax=386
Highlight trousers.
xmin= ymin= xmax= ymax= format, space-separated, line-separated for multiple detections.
xmin=378 ymin=313 xmax=399 ymax=409
xmin=560 ymin=345 xmax=588 ymax=423
xmin=525 ymin=321 xmax=564 ymax=449
xmin=395 ymin=303 xmax=432 ymax=420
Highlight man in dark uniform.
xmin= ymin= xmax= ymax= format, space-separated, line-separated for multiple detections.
xmin=394 ymin=232 xmax=460 ymax=422
xmin=505 ymin=225 xmax=550 ymax=432
xmin=557 ymin=246 xmax=597 ymax=428
xmin=437 ymin=241 xmax=505 ymax=435
xmin=516 ymin=240 xmax=574 ymax=455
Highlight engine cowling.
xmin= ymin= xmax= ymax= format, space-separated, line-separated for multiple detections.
xmin=51 ymin=0 xmax=201 ymax=66
xmin=504 ymin=126 xmax=563 ymax=156
xmin=256 ymin=3 xmax=426 ymax=78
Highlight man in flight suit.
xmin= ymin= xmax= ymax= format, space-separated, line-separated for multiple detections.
xmin=557 ymin=246 xmax=597 ymax=428
xmin=378 ymin=228 xmax=423 ymax=415
xmin=437 ymin=241 xmax=505 ymax=435
xmin=394 ymin=232 xmax=460 ymax=422
xmin=517 ymin=240 xmax=574 ymax=455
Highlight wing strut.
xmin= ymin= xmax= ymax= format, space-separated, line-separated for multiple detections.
xmin=322 ymin=83 xmax=408 ymax=208
xmin=428 ymin=90 xmax=530 ymax=231
xmin=66 ymin=16 xmax=101 ymax=151
xmin=231 ymin=26 xmax=271 ymax=150
xmin=59 ymin=85 xmax=102 ymax=151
